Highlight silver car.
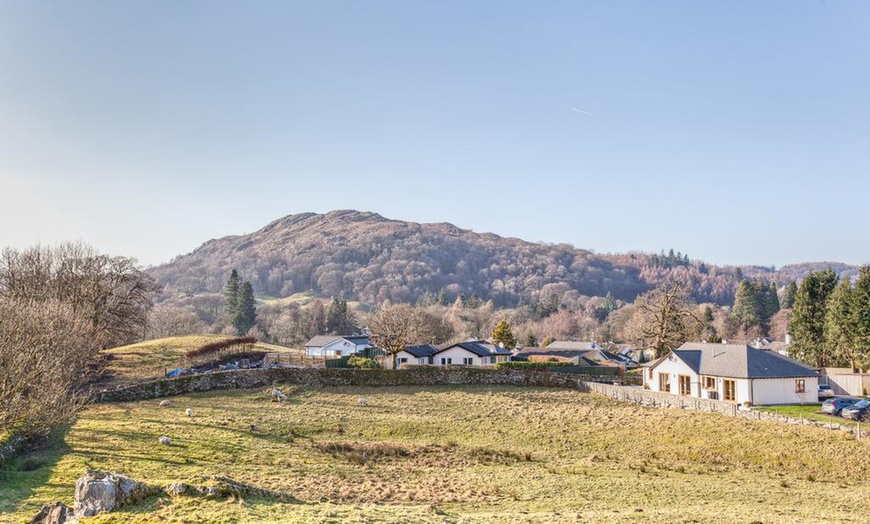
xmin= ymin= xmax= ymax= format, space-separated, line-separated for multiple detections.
xmin=817 ymin=384 xmax=835 ymax=400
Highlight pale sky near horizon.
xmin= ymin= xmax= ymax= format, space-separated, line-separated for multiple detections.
xmin=1 ymin=1 xmax=868 ymax=269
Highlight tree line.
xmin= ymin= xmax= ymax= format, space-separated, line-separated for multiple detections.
xmin=0 ymin=242 xmax=158 ymax=438
xmin=790 ymin=267 xmax=870 ymax=371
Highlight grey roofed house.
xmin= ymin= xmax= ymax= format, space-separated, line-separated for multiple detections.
xmin=303 ymin=335 xmax=371 ymax=357
xmin=303 ymin=335 xmax=370 ymax=347
xmin=440 ymin=340 xmax=513 ymax=357
xmin=430 ymin=340 xmax=513 ymax=361
xmin=403 ymin=344 xmax=439 ymax=358
xmin=672 ymin=342 xmax=817 ymax=379
xmin=544 ymin=340 xmax=602 ymax=351
xmin=303 ymin=335 xmax=342 ymax=348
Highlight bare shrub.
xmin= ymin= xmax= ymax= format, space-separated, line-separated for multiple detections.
xmin=0 ymin=299 xmax=98 ymax=437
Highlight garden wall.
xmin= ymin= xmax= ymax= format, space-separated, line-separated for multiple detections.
xmin=96 ymin=367 xmax=627 ymax=403
xmin=95 ymin=367 xmax=867 ymax=440
xmin=586 ymin=381 xmax=869 ymax=439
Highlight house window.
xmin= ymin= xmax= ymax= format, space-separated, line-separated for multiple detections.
xmin=463 ymin=357 xmax=473 ymax=365
xmin=723 ymin=379 xmax=736 ymax=401
xmin=440 ymin=357 xmax=452 ymax=365
xmin=658 ymin=373 xmax=671 ymax=393
xmin=678 ymin=375 xmax=691 ymax=396
xmin=398 ymin=358 xmax=407 ymax=365
xmin=795 ymin=379 xmax=806 ymax=393
xmin=419 ymin=358 xmax=427 ymax=365
xmin=703 ymin=376 xmax=716 ymax=390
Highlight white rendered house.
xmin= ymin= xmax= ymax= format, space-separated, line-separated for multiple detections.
xmin=643 ymin=342 xmax=818 ymax=405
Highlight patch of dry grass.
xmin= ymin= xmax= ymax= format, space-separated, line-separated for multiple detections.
xmin=3 ymin=385 xmax=870 ymax=523
xmin=102 ymin=335 xmax=304 ymax=383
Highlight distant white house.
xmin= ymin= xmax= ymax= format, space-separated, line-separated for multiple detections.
xmin=303 ymin=335 xmax=371 ymax=357
xmin=425 ymin=340 xmax=513 ymax=366
xmin=395 ymin=345 xmax=439 ymax=367
xmin=643 ymin=342 xmax=819 ymax=405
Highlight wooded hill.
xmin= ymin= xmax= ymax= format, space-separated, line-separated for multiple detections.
xmin=148 ymin=210 xmax=857 ymax=307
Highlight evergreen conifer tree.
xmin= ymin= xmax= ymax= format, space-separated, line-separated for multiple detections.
xmin=491 ymin=319 xmax=517 ymax=349
xmin=781 ymin=281 xmax=798 ymax=309
xmin=790 ymin=269 xmax=838 ymax=367
xmin=825 ymin=277 xmax=856 ymax=370
xmin=850 ymin=266 xmax=870 ymax=372
xmin=233 ymin=281 xmax=257 ymax=335
xmin=224 ymin=269 xmax=241 ymax=321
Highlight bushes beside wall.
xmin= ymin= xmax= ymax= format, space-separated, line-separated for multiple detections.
xmin=495 ymin=361 xmax=573 ymax=369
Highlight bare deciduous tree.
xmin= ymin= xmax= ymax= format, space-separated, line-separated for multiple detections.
xmin=368 ymin=304 xmax=427 ymax=369
xmin=0 ymin=242 xmax=160 ymax=348
xmin=0 ymin=299 xmax=97 ymax=437
xmin=633 ymin=280 xmax=702 ymax=359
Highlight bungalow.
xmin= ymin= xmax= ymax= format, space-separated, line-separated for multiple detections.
xmin=395 ymin=344 xmax=439 ymax=367
xmin=516 ymin=341 xmax=636 ymax=368
xmin=303 ymin=335 xmax=371 ymax=357
xmin=644 ymin=342 xmax=819 ymax=405
xmin=431 ymin=340 xmax=513 ymax=366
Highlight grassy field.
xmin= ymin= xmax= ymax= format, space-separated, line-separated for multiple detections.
xmin=102 ymin=335 xmax=306 ymax=383
xmin=758 ymin=403 xmax=865 ymax=429
xmin=3 ymin=385 xmax=870 ymax=523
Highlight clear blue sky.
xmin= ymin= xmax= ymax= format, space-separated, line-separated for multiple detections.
xmin=1 ymin=1 xmax=868 ymax=268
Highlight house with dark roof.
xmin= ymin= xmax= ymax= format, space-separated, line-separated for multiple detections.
xmin=303 ymin=335 xmax=371 ymax=357
xmin=515 ymin=343 xmax=637 ymax=368
xmin=643 ymin=342 xmax=819 ymax=405
xmin=430 ymin=340 xmax=513 ymax=366
xmin=394 ymin=344 xmax=439 ymax=367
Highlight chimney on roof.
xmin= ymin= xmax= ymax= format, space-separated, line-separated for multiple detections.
xmin=785 ymin=332 xmax=792 ymax=344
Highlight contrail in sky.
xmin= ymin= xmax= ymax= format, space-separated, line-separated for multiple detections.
xmin=571 ymin=108 xmax=592 ymax=115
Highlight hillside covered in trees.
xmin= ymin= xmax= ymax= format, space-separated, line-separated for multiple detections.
xmin=148 ymin=210 xmax=856 ymax=309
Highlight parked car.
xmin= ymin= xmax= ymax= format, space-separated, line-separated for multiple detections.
xmin=821 ymin=398 xmax=858 ymax=416
xmin=841 ymin=399 xmax=870 ymax=420
xmin=817 ymin=384 xmax=835 ymax=399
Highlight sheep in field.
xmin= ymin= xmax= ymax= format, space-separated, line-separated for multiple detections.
xmin=185 ymin=408 xmax=193 ymax=417
xmin=158 ymin=435 xmax=172 ymax=446
xmin=357 ymin=397 xmax=368 ymax=406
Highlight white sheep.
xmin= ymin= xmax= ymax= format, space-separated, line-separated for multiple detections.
xmin=357 ymin=397 xmax=368 ymax=406
xmin=159 ymin=399 xmax=171 ymax=407
xmin=158 ymin=435 xmax=172 ymax=445
xmin=271 ymin=389 xmax=288 ymax=402
xmin=185 ymin=408 xmax=193 ymax=417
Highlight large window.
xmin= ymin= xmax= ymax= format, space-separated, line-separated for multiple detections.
xmin=678 ymin=375 xmax=691 ymax=396
xmin=440 ymin=357 xmax=452 ymax=365
xmin=703 ymin=376 xmax=716 ymax=390
xmin=658 ymin=373 xmax=671 ymax=393
xmin=463 ymin=357 xmax=473 ymax=365
xmin=723 ymin=379 xmax=736 ymax=401
xmin=795 ymin=379 xmax=806 ymax=393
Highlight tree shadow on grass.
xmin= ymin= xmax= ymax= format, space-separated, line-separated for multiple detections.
xmin=0 ymin=425 xmax=72 ymax=519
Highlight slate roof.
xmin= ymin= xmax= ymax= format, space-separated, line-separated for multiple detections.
xmin=435 ymin=340 xmax=512 ymax=357
xmin=670 ymin=342 xmax=817 ymax=379
xmin=303 ymin=335 xmax=370 ymax=348
xmin=403 ymin=345 xmax=439 ymax=358
xmin=304 ymin=335 xmax=339 ymax=347
xmin=515 ymin=347 xmax=591 ymax=359
xmin=544 ymin=340 xmax=602 ymax=351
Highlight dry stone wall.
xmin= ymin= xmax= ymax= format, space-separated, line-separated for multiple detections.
xmin=96 ymin=367 xmax=626 ymax=403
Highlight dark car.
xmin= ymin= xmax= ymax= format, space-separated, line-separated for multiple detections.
xmin=841 ymin=400 xmax=870 ymax=420
xmin=821 ymin=398 xmax=858 ymax=416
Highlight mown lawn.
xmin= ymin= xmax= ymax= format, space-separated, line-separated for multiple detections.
xmin=2 ymin=385 xmax=870 ymax=523
xmin=102 ymin=335 xmax=305 ymax=383
xmin=758 ymin=403 xmax=865 ymax=429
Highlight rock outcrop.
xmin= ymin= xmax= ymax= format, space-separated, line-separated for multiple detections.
xmin=27 ymin=502 xmax=75 ymax=524
xmin=74 ymin=470 xmax=157 ymax=517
